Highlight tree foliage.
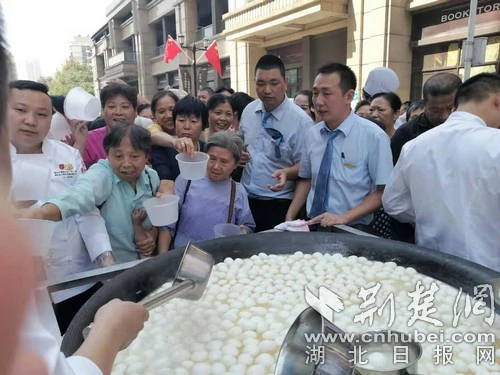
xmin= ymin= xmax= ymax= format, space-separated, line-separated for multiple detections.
xmin=48 ymin=59 xmax=93 ymax=95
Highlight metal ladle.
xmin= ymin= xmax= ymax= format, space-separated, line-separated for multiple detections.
xmin=275 ymin=307 xmax=360 ymax=375
xmin=82 ymin=241 xmax=214 ymax=346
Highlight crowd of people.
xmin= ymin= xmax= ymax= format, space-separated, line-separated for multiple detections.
xmin=1 ymin=7 xmax=500 ymax=372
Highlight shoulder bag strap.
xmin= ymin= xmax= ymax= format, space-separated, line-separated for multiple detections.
xmin=171 ymin=180 xmax=191 ymax=249
xmin=227 ymin=179 xmax=236 ymax=224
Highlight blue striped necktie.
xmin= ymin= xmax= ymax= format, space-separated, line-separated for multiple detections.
xmin=262 ymin=111 xmax=283 ymax=158
xmin=310 ymin=129 xmax=340 ymax=217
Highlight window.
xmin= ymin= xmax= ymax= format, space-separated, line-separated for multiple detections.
xmin=154 ymin=13 xmax=177 ymax=56
xmin=422 ymin=43 xmax=460 ymax=70
xmin=286 ymin=68 xmax=302 ymax=98
xmin=411 ymin=35 xmax=500 ymax=99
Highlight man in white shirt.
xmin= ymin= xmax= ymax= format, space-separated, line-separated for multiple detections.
xmin=9 ymin=79 xmax=117 ymax=333
xmin=382 ymin=73 xmax=500 ymax=272
xmin=0 ymin=12 xmax=148 ymax=373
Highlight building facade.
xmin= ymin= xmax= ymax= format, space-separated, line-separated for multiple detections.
xmin=69 ymin=35 xmax=93 ymax=66
xmin=223 ymin=0 xmax=499 ymax=100
xmin=91 ymin=0 xmax=500 ymax=100
xmin=90 ymin=0 xmax=230 ymax=98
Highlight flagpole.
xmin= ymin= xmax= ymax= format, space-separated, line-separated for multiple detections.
xmin=182 ymin=49 xmax=194 ymax=64
xmin=195 ymin=53 xmax=205 ymax=64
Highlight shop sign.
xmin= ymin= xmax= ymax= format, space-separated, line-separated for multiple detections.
xmin=440 ymin=1 xmax=499 ymax=23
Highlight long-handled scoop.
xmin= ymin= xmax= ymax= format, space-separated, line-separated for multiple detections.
xmin=82 ymin=241 xmax=214 ymax=346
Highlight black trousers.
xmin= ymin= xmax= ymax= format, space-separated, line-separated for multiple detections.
xmin=249 ymin=198 xmax=292 ymax=232
xmin=53 ymin=282 xmax=103 ymax=335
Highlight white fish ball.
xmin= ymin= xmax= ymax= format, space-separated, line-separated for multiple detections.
xmin=220 ymin=355 xmax=237 ymax=367
xmin=247 ymin=364 xmax=267 ymax=375
xmin=222 ymin=345 xmax=239 ymax=357
xmin=211 ymin=363 xmax=226 ymax=373
xmin=258 ymin=340 xmax=277 ymax=352
xmin=208 ymin=350 xmax=222 ymax=361
xmin=192 ymin=350 xmax=209 ymax=362
xmin=181 ymin=360 xmax=194 ymax=369
xmin=229 ymin=364 xmax=248 ymax=373
xmin=255 ymin=353 xmax=275 ymax=367
xmin=238 ymin=353 xmax=254 ymax=365
xmin=212 ymin=330 xmax=227 ymax=340
xmin=191 ymin=363 xmax=211 ymax=374
xmin=243 ymin=344 xmax=260 ymax=357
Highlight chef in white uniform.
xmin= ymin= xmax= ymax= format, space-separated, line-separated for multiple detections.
xmin=0 ymin=74 xmax=148 ymax=375
xmin=382 ymin=73 xmax=500 ymax=272
xmin=8 ymin=79 xmax=118 ymax=333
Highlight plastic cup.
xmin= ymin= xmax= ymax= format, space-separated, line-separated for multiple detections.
xmin=64 ymin=87 xmax=101 ymax=121
xmin=11 ymin=156 xmax=51 ymax=201
xmin=175 ymin=152 xmax=209 ymax=180
xmin=17 ymin=219 xmax=57 ymax=257
xmin=143 ymin=195 xmax=180 ymax=226
xmin=48 ymin=112 xmax=72 ymax=141
xmin=214 ymin=223 xmax=251 ymax=238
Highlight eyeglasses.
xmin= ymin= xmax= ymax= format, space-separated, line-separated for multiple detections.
xmin=264 ymin=128 xmax=283 ymax=158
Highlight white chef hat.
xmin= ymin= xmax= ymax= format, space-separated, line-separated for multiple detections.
xmin=364 ymin=67 xmax=400 ymax=97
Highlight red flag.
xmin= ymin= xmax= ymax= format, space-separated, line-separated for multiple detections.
xmin=204 ymin=41 xmax=222 ymax=77
xmin=164 ymin=35 xmax=182 ymax=63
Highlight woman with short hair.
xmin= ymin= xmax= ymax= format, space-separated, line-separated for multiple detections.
xmin=27 ymin=123 xmax=161 ymax=263
xmin=83 ymin=84 xmax=138 ymax=168
xmin=150 ymin=96 xmax=208 ymax=194
xmin=159 ymin=131 xmax=255 ymax=251
xmin=369 ymin=92 xmax=402 ymax=138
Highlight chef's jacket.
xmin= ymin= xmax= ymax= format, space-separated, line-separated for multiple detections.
xmin=10 ymin=139 xmax=112 ymax=303
xmin=22 ymin=287 xmax=102 ymax=375
xmin=382 ymin=111 xmax=500 ymax=272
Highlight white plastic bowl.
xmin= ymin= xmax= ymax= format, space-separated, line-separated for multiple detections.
xmin=143 ymin=195 xmax=180 ymax=226
xmin=175 ymin=152 xmax=209 ymax=180
xmin=214 ymin=223 xmax=251 ymax=238
xmin=64 ymin=87 xmax=101 ymax=121
xmin=17 ymin=219 xmax=57 ymax=257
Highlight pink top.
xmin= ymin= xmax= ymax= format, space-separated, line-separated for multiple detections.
xmin=83 ymin=126 xmax=108 ymax=169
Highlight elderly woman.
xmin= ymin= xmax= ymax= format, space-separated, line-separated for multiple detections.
xmin=26 ymin=123 xmax=162 ymax=263
xmin=159 ymin=131 xmax=255 ymax=251
xmin=83 ymin=84 xmax=138 ymax=168
xmin=369 ymin=92 xmax=402 ymax=138
xmin=200 ymin=94 xmax=234 ymax=142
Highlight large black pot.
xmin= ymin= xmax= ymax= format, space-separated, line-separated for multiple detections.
xmin=61 ymin=232 xmax=499 ymax=357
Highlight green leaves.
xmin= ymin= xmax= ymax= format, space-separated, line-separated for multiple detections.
xmin=44 ymin=59 xmax=94 ymax=96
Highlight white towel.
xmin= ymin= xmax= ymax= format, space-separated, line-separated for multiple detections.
xmin=274 ymin=220 xmax=310 ymax=232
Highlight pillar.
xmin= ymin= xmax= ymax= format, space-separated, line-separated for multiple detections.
xmin=346 ymin=0 xmax=412 ymax=101
xmin=229 ymin=41 xmax=265 ymax=97
xmin=134 ymin=0 xmax=157 ymax=98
